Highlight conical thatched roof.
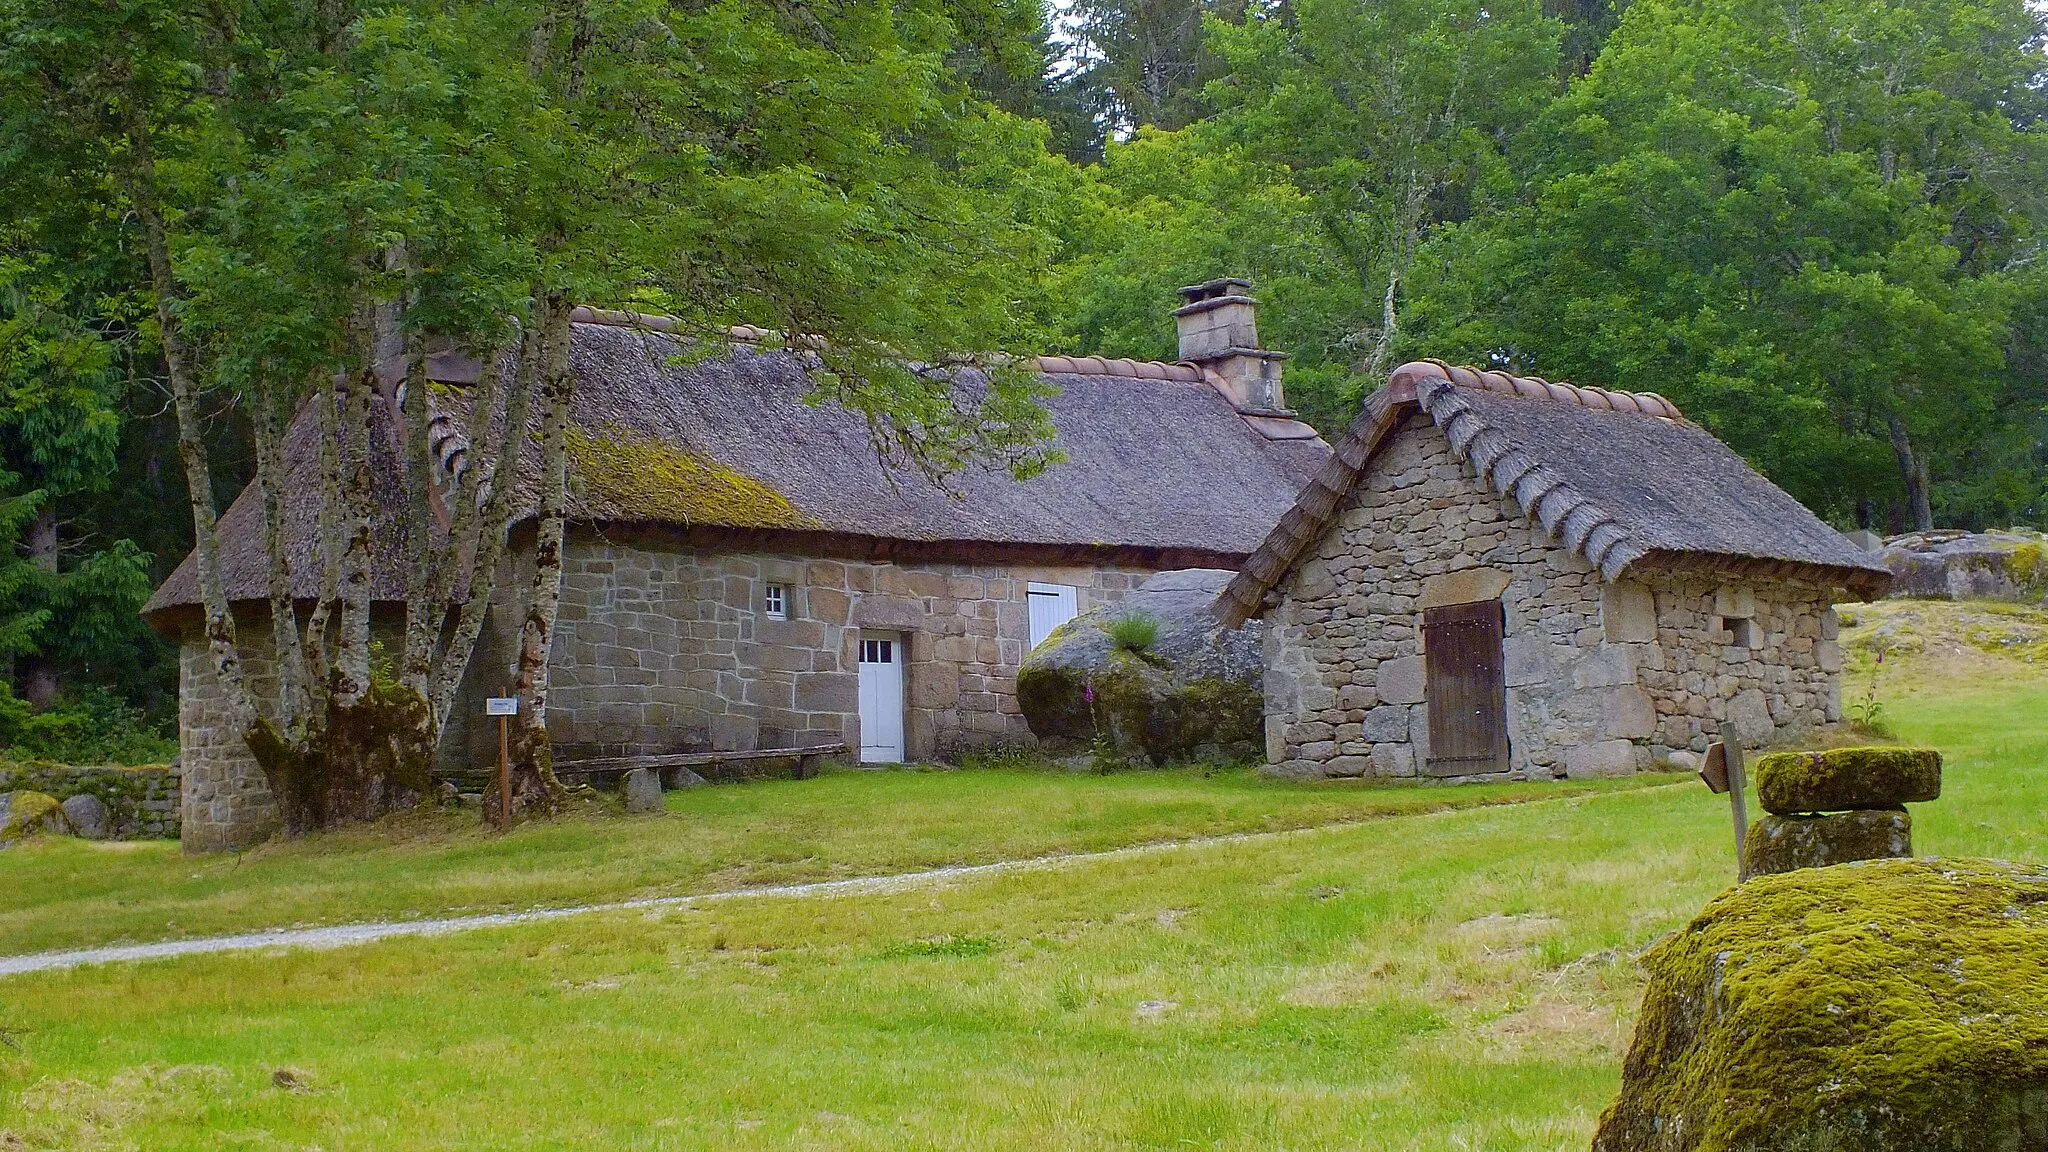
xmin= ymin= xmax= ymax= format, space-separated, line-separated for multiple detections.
xmin=1215 ymin=361 xmax=1892 ymax=628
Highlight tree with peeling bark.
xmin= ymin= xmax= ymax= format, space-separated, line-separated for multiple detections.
xmin=1 ymin=0 xmax=1066 ymax=832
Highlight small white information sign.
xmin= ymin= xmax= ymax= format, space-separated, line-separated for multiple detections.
xmin=485 ymin=697 xmax=519 ymax=716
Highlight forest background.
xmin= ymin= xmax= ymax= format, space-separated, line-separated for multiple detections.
xmin=1 ymin=0 xmax=2043 ymax=764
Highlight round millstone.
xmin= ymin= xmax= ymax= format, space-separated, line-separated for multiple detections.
xmin=1753 ymin=746 xmax=1941 ymax=815
xmin=1743 ymin=808 xmax=1912 ymax=877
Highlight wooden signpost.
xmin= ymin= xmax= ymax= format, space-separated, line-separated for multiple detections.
xmin=486 ymin=697 xmax=518 ymax=831
xmin=1700 ymin=740 xmax=1750 ymax=881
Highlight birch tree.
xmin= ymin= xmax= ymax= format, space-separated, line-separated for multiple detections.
xmin=2 ymin=0 xmax=1065 ymax=831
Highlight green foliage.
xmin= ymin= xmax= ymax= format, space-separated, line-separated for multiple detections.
xmin=1101 ymin=610 xmax=1161 ymax=653
xmin=1404 ymin=0 xmax=2048 ymax=528
xmin=0 ymin=682 xmax=174 ymax=765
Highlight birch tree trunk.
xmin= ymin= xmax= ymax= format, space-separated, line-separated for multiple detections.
xmin=505 ymin=294 xmax=574 ymax=820
xmin=119 ymin=98 xmax=261 ymax=738
xmin=254 ymin=384 xmax=314 ymax=735
xmin=429 ymin=330 xmax=539 ymax=727
xmin=302 ymin=384 xmax=343 ymax=713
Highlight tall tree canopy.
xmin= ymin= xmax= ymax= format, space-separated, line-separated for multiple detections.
xmin=1 ymin=0 xmax=1068 ymax=820
xmin=1404 ymin=0 xmax=2048 ymax=528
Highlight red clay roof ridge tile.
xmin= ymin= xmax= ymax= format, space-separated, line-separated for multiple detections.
xmin=1386 ymin=359 xmax=1683 ymax=421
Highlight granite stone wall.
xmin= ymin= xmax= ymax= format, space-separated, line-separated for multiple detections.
xmin=0 ymin=761 xmax=181 ymax=838
xmin=532 ymin=539 xmax=1147 ymax=762
xmin=177 ymin=632 xmax=283 ymax=852
xmin=1263 ymin=413 xmax=1845 ymax=782
xmin=175 ymin=538 xmax=1158 ymax=850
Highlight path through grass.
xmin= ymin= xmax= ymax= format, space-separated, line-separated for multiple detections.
xmin=0 ymin=607 xmax=2040 ymax=1150
xmin=0 ymin=765 xmax=1658 ymax=955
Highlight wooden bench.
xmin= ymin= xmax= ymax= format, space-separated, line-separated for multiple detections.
xmin=436 ymin=743 xmax=848 ymax=787
xmin=560 ymin=743 xmax=848 ymax=784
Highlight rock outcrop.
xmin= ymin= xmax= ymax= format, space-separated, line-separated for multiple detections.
xmin=1594 ymin=858 xmax=2048 ymax=1152
xmin=0 ymin=790 xmax=72 ymax=845
xmin=1880 ymin=530 xmax=2048 ymax=602
xmin=1016 ymin=569 xmax=1262 ymax=765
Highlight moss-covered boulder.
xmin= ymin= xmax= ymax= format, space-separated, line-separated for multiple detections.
xmin=1016 ymin=569 xmax=1262 ymax=765
xmin=0 ymin=790 xmax=73 ymax=845
xmin=1742 ymin=809 xmax=1912 ymax=876
xmin=1754 ymin=747 xmax=1941 ymax=815
xmin=1594 ymin=858 xmax=2048 ymax=1152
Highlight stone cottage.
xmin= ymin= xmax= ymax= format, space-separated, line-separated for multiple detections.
xmin=1214 ymin=360 xmax=1893 ymax=782
xmin=145 ymin=281 xmax=1328 ymax=850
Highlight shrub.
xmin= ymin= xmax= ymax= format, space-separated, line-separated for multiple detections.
xmin=1102 ymin=611 xmax=1160 ymax=653
xmin=0 ymin=683 xmax=176 ymax=765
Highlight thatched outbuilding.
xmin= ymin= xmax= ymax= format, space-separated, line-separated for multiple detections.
xmin=146 ymin=283 xmax=1327 ymax=849
xmin=1216 ymin=360 xmax=1891 ymax=782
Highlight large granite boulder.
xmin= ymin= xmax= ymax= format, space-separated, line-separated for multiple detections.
xmin=0 ymin=790 xmax=72 ymax=845
xmin=1594 ymin=858 xmax=2048 ymax=1152
xmin=1016 ymin=569 xmax=1262 ymax=765
xmin=1880 ymin=530 xmax=2048 ymax=602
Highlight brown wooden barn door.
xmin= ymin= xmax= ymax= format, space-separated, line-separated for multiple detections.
xmin=1422 ymin=600 xmax=1510 ymax=776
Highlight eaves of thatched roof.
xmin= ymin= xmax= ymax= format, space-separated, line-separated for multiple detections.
xmin=146 ymin=312 xmax=1330 ymax=624
xmin=1214 ymin=360 xmax=1893 ymax=628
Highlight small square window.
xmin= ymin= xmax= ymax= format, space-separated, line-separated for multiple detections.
xmin=763 ymin=584 xmax=788 ymax=620
xmin=1716 ymin=616 xmax=1760 ymax=648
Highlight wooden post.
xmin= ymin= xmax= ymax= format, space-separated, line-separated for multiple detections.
xmin=498 ymin=712 xmax=511 ymax=832
xmin=1701 ymin=740 xmax=1750 ymax=881
xmin=485 ymin=696 xmax=519 ymax=832
xmin=1727 ymin=741 xmax=1750 ymax=882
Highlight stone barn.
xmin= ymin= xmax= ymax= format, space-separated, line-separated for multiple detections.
xmin=1214 ymin=360 xmax=1893 ymax=782
xmin=146 ymin=281 xmax=1328 ymax=850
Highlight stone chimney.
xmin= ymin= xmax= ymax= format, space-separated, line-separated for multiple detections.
xmin=1173 ymin=277 xmax=1290 ymax=415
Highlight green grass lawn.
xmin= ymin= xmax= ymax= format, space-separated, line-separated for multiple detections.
xmin=0 ymin=615 xmax=2042 ymax=1150
xmin=0 ymin=764 xmax=1662 ymax=956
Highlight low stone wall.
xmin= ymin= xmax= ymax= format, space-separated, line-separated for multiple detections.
xmin=0 ymin=760 xmax=181 ymax=839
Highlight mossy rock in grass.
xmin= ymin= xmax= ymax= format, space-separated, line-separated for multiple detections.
xmin=1017 ymin=569 xmax=1262 ymax=765
xmin=1754 ymin=747 xmax=1941 ymax=815
xmin=1743 ymin=809 xmax=1912 ymax=877
xmin=0 ymin=790 xmax=72 ymax=845
xmin=1593 ymin=858 xmax=2048 ymax=1152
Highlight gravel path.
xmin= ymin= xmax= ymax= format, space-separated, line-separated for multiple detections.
xmin=0 ymin=825 xmax=1315 ymax=979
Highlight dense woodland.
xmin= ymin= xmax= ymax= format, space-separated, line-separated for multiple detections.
xmin=0 ymin=0 xmax=2043 ymax=778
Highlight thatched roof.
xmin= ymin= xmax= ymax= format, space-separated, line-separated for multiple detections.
xmin=1214 ymin=360 xmax=1893 ymax=627
xmin=146 ymin=314 xmax=1329 ymax=620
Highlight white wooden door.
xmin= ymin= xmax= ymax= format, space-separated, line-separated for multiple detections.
xmin=1026 ymin=583 xmax=1080 ymax=651
xmin=858 ymin=633 xmax=905 ymax=763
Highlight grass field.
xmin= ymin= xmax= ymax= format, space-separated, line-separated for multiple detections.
xmin=0 ymin=767 xmax=1663 ymax=956
xmin=0 ymin=601 xmax=2042 ymax=1150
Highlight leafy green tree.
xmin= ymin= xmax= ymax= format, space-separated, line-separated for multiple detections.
xmin=3 ymin=0 xmax=1070 ymax=829
xmin=0 ymin=246 xmax=155 ymax=710
xmin=1059 ymin=0 xmax=1250 ymax=151
xmin=1406 ymin=0 xmax=2048 ymax=528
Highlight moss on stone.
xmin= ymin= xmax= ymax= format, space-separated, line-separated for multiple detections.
xmin=0 ymin=789 xmax=68 ymax=843
xmin=567 ymin=426 xmax=818 ymax=530
xmin=1743 ymin=809 xmax=1912 ymax=876
xmin=1754 ymin=746 xmax=1941 ymax=814
xmin=1594 ymin=858 xmax=2048 ymax=1152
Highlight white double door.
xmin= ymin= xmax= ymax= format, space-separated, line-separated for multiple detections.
xmin=857 ymin=632 xmax=905 ymax=763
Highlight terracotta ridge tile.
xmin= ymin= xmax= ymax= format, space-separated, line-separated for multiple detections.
xmin=1388 ymin=358 xmax=1683 ymax=420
